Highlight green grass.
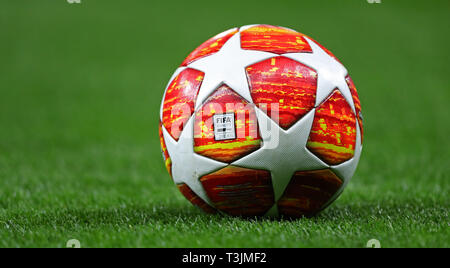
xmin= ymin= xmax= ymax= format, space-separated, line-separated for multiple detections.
xmin=0 ymin=0 xmax=449 ymax=248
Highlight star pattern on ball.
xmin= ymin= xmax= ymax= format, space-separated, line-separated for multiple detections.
xmin=187 ymin=32 xmax=277 ymax=109
xmin=232 ymin=107 xmax=329 ymax=215
xmin=284 ymin=37 xmax=356 ymax=112
xmin=158 ymin=25 xmax=364 ymax=218
xmin=161 ymin=116 xmax=227 ymax=205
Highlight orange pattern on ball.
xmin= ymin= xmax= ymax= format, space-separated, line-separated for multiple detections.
xmin=181 ymin=28 xmax=239 ymax=66
xmin=194 ymin=85 xmax=261 ymax=163
xmin=307 ymin=90 xmax=356 ymax=165
xmin=177 ymin=183 xmax=217 ymax=214
xmin=158 ymin=123 xmax=172 ymax=176
xmin=278 ymin=169 xmax=343 ymax=217
xmin=200 ymin=166 xmax=274 ymax=216
xmin=346 ymin=75 xmax=363 ymax=143
xmin=246 ymin=56 xmax=317 ymax=129
xmin=240 ymin=25 xmax=312 ymax=54
xmin=162 ymin=68 xmax=204 ymax=140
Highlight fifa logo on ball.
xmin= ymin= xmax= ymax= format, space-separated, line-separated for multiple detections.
xmin=168 ymin=101 xmax=281 ymax=148
xmin=159 ymin=25 xmax=364 ymax=218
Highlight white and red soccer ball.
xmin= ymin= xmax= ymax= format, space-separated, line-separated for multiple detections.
xmin=159 ymin=25 xmax=363 ymax=218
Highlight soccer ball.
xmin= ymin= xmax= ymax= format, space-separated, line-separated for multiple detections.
xmin=159 ymin=25 xmax=363 ymax=218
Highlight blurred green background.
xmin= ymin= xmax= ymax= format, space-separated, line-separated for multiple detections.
xmin=0 ymin=0 xmax=448 ymax=247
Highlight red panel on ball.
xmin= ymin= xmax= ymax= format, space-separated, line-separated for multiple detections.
xmin=240 ymin=25 xmax=312 ymax=54
xmin=158 ymin=123 xmax=172 ymax=176
xmin=278 ymin=169 xmax=343 ymax=217
xmin=307 ymin=90 xmax=357 ymax=165
xmin=194 ymin=85 xmax=261 ymax=163
xmin=246 ymin=56 xmax=317 ymax=129
xmin=200 ymin=166 xmax=274 ymax=216
xmin=181 ymin=28 xmax=239 ymax=66
xmin=346 ymin=75 xmax=363 ymax=143
xmin=162 ymin=68 xmax=204 ymax=140
xmin=177 ymin=183 xmax=217 ymax=214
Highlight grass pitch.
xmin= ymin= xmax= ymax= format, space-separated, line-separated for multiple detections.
xmin=0 ymin=0 xmax=448 ymax=247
